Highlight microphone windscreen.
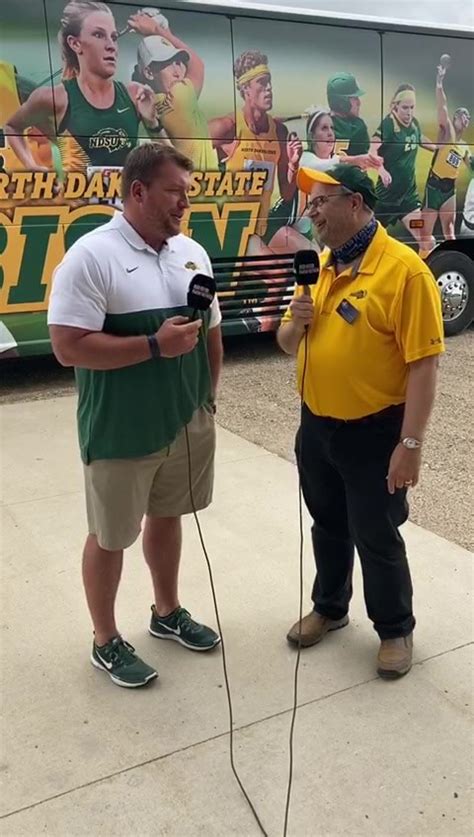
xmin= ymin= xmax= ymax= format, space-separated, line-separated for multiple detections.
xmin=187 ymin=273 xmax=216 ymax=312
xmin=294 ymin=250 xmax=320 ymax=287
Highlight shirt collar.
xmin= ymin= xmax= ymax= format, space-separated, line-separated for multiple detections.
xmin=323 ymin=223 xmax=387 ymax=277
xmin=110 ymin=211 xmax=177 ymax=254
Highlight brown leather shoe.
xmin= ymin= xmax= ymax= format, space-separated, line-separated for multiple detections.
xmin=377 ymin=634 xmax=413 ymax=679
xmin=287 ymin=611 xmax=349 ymax=647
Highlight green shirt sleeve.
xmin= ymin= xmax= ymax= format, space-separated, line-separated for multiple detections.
xmin=381 ymin=116 xmax=394 ymax=143
xmin=355 ymin=119 xmax=370 ymax=154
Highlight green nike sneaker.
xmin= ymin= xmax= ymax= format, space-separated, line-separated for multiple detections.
xmin=149 ymin=606 xmax=221 ymax=651
xmin=91 ymin=636 xmax=158 ymax=688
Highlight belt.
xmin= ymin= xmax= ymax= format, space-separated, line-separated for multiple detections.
xmin=306 ymin=403 xmax=405 ymax=425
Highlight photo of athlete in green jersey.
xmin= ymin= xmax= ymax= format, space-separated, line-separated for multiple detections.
xmin=4 ymin=0 xmax=159 ymax=177
xmin=371 ymin=84 xmax=437 ymax=248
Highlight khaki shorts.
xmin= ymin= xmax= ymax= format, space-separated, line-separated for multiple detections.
xmin=84 ymin=406 xmax=215 ymax=551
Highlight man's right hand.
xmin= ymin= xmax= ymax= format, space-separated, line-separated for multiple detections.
xmin=156 ymin=316 xmax=202 ymax=358
xmin=289 ymin=293 xmax=315 ymax=328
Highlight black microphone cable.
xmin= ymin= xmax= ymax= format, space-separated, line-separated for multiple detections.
xmin=178 ymin=264 xmax=314 ymax=835
xmin=283 ymin=317 xmax=311 ymax=837
xmin=178 ymin=317 xmax=270 ymax=837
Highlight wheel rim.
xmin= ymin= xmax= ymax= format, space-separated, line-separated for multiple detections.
xmin=436 ymin=270 xmax=469 ymax=322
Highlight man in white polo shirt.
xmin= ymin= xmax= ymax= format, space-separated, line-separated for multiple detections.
xmin=48 ymin=144 xmax=223 ymax=688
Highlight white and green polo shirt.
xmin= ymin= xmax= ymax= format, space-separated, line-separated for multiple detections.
xmin=48 ymin=213 xmax=221 ymax=464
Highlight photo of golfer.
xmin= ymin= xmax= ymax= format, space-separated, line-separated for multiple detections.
xmin=128 ymin=10 xmax=218 ymax=170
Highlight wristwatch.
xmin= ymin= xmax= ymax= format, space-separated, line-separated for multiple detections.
xmin=401 ymin=437 xmax=422 ymax=450
xmin=147 ymin=334 xmax=160 ymax=359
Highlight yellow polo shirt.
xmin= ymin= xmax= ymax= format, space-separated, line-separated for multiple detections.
xmin=281 ymin=224 xmax=444 ymax=419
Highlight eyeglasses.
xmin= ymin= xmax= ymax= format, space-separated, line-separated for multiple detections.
xmin=307 ymin=192 xmax=349 ymax=211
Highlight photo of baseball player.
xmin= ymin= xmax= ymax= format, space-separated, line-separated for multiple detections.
xmin=4 ymin=0 xmax=159 ymax=178
xmin=209 ymin=50 xmax=302 ymax=256
xmin=128 ymin=10 xmax=218 ymax=170
xmin=327 ymin=72 xmax=379 ymax=162
xmin=420 ymin=56 xmax=472 ymax=254
xmin=371 ymin=83 xmax=437 ymax=246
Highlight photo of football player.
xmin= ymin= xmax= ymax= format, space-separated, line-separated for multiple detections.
xmin=4 ymin=0 xmax=159 ymax=178
xmin=371 ymin=83 xmax=437 ymax=246
xmin=209 ymin=50 xmax=302 ymax=256
xmin=420 ymin=58 xmax=471 ymax=254
xmin=128 ymin=10 xmax=218 ymax=170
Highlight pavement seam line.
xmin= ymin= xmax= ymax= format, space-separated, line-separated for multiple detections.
xmin=5 ymin=490 xmax=83 ymax=509
xmin=3 ymin=453 xmax=274 ymax=510
xmin=0 ymin=676 xmax=380 ymax=820
xmin=218 ymin=453 xmax=274 ymax=466
xmin=2 ymin=641 xmax=472 ymax=821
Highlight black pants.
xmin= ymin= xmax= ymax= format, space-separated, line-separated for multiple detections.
xmin=296 ymin=403 xmax=415 ymax=640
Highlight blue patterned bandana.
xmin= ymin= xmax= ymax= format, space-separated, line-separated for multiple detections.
xmin=332 ymin=217 xmax=378 ymax=265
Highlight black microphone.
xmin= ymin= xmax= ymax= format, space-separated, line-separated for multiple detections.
xmin=294 ymin=250 xmax=320 ymax=296
xmin=187 ymin=273 xmax=216 ymax=320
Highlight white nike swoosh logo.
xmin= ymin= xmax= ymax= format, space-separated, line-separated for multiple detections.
xmin=117 ymin=107 xmax=130 ymax=114
xmin=96 ymin=650 xmax=113 ymax=669
xmin=157 ymin=622 xmax=181 ymax=636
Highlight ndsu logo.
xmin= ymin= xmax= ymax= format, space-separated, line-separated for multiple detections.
xmin=89 ymin=128 xmax=131 ymax=154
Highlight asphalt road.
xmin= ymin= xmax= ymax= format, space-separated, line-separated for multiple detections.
xmin=1 ymin=328 xmax=473 ymax=550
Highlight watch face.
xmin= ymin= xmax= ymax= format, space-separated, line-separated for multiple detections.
xmin=404 ymin=438 xmax=420 ymax=449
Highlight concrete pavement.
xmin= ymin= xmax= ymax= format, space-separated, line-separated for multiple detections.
xmin=1 ymin=395 xmax=473 ymax=836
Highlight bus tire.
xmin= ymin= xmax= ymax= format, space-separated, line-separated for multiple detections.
xmin=428 ymin=250 xmax=474 ymax=337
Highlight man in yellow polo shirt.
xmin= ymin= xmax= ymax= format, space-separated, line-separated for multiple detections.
xmin=278 ymin=164 xmax=444 ymax=679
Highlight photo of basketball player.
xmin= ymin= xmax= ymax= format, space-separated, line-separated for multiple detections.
xmin=371 ymin=84 xmax=437 ymax=246
xmin=128 ymin=11 xmax=218 ymax=170
xmin=4 ymin=1 xmax=160 ymax=178
xmin=209 ymin=50 xmax=303 ymax=256
xmin=420 ymin=58 xmax=471 ymax=254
